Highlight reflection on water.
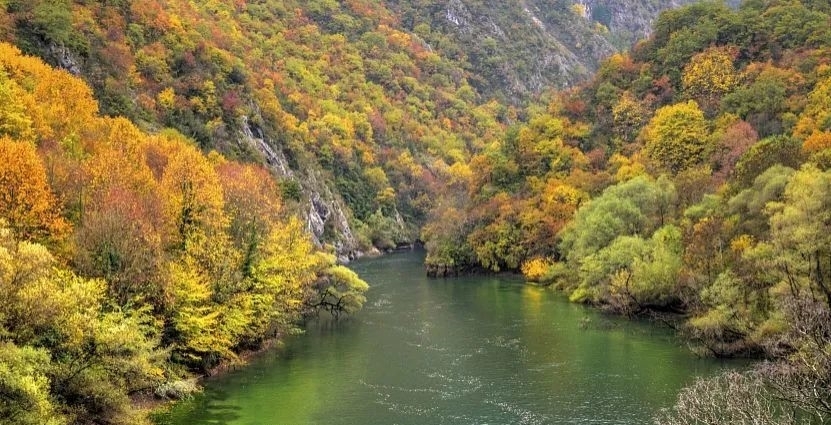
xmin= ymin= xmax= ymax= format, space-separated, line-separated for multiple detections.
xmin=155 ymin=251 xmax=736 ymax=425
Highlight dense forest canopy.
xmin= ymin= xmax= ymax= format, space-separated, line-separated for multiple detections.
xmin=0 ymin=43 xmax=368 ymax=424
xmin=0 ymin=0 xmax=517 ymax=256
xmin=424 ymin=0 xmax=831 ymax=341
xmin=0 ymin=0 xmax=719 ymax=257
xmin=421 ymin=0 xmax=831 ymax=421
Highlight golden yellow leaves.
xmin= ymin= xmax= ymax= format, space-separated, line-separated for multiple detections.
xmin=642 ymin=100 xmax=710 ymax=174
xmin=521 ymin=257 xmax=554 ymax=283
xmin=682 ymin=46 xmax=739 ymax=112
xmin=0 ymin=138 xmax=69 ymax=242
xmin=157 ymin=87 xmax=176 ymax=109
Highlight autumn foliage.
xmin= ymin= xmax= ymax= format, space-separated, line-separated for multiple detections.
xmin=422 ymin=0 xmax=831 ymax=372
xmin=0 ymin=44 xmax=367 ymax=424
xmin=0 ymin=137 xmax=68 ymax=241
xmin=0 ymin=0 xmax=513 ymax=252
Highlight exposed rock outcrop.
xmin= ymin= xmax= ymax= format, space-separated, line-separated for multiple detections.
xmin=387 ymin=0 xmax=708 ymax=103
xmin=48 ymin=43 xmax=82 ymax=75
xmin=239 ymin=116 xmax=362 ymax=261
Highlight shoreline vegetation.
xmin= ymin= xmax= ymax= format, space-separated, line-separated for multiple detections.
xmin=0 ymin=43 xmax=369 ymax=425
xmin=417 ymin=1 xmax=831 ymax=422
xmin=142 ymin=336 xmax=284 ymax=419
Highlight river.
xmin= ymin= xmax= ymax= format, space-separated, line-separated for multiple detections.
xmin=155 ymin=251 xmax=734 ymax=425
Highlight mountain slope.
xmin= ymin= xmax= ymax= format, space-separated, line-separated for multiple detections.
xmin=422 ymin=0 xmax=831 ymax=353
xmin=385 ymin=0 xmax=707 ymax=103
xmin=0 ymin=0 xmax=709 ymax=259
xmin=1 ymin=0 xmax=509 ymax=258
xmin=0 ymin=41 xmax=371 ymax=424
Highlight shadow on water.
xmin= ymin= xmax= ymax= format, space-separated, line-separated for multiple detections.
xmin=190 ymin=404 xmax=241 ymax=425
xmin=154 ymin=388 xmax=242 ymax=425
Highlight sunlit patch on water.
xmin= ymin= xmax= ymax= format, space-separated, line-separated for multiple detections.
xmin=374 ymin=396 xmax=439 ymax=418
xmin=527 ymin=361 xmax=564 ymax=372
xmin=484 ymin=335 xmax=530 ymax=356
xmin=484 ymin=399 xmax=552 ymax=425
xmin=423 ymin=370 xmax=483 ymax=399
xmin=371 ymin=296 xmax=392 ymax=309
xmin=360 ymin=366 xmax=484 ymax=403
xmin=404 ymin=341 xmax=448 ymax=353
xmin=361 ymin=379 xmax=454 ymax=397
xmin=449 ymin=352 xmax=474 ymax=366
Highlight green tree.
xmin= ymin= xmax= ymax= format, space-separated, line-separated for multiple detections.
xmin=731 ymin=135 xmax=803 ymax=191
xmin=559 ymin=175 xmax=677 ymax=263
xmin=0 ymin=343 xmax=62 ymax=425
xmin=311 ymin=264 xmax=369 ymax=319
xmin=722 ymin=65 xmax=797 ymax=137
xmin=727 ymin=164 xmax=795 ymax=236
xmin=764 ymin=164 xmax=831 ymax=306
xmin=0 ymin=224 xmax=166 ymax=424
xmin=9 ymin=0 xmax=73 ymax=47
xmin=571 ymin=225 xmax=682 ymax=312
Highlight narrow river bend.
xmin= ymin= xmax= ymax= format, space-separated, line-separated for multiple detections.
xmin=156 ymin=251 xmax=733 ymax=425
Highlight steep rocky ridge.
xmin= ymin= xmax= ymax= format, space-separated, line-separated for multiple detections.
xmin=386 ymin=0 xmax=710 ymax=103
xmin=239 ymin=116 xmax=362 ymax=260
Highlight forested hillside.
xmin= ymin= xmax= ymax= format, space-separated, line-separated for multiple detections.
xmin=0 ymin=0 xmax=704 ymax=259
xmin=0 ymin=0 xmax=517 ymax=258
xmin=0 ymin=44 xmax=368 ymax=424
xmin=0 ymin=1 xmax=711 ymax=423
xmin=423 ymin=0 xmax=831 ymax=420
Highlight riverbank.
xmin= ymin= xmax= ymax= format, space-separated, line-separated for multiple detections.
xmin=155 ymin=251 xmax=736 ymax=425
xmin=139 ymin=337 xmax=289 ymax=421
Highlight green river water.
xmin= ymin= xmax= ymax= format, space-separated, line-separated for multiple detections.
xmin=155 ymin=251 xmax=735 ymax=425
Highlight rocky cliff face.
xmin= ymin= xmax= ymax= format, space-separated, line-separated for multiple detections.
xmin=387 ymin=0 xmax=704 ymax=103
xmin=576 ymin=0 xmax=691 ymax=48
xmin=239 ymin=116 xmax=363 ymax=262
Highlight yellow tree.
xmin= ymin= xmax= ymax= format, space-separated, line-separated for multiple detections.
xmin=215 ymin=161 xmax=283 ymax=276
xmin=803 ymin=131 xmax=831 ymax=154
xmin=157 ymin=135 xmax=227 ymax=251
xmin=247 ymin=217 xmax=328 ymax=338
xmin=314 ymin=264 xmax=369 ymax=319
xmin=682 ymin=46 xmax=739 ymax=113
xmin=520 ymin=178 xmax=587 ymax=258
xmin=794 ymin=75 xmax=831 ymax=139
xmin=0 ymin=70 xmax=35 ymax=142
xmin=0 ymin=137 xmax=68 ymax=241
xmin=642 ymin=101 xmax=711 ymax=175
xmin=74 ymin=118 xmax=164 ymax=306
xmin=0 ymin=43 xmax=98 ymax=145
xmin=612 ymin=91 xmax=647 ymax=144
xmin=166 ymin=258 xmax=236 ymax=367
